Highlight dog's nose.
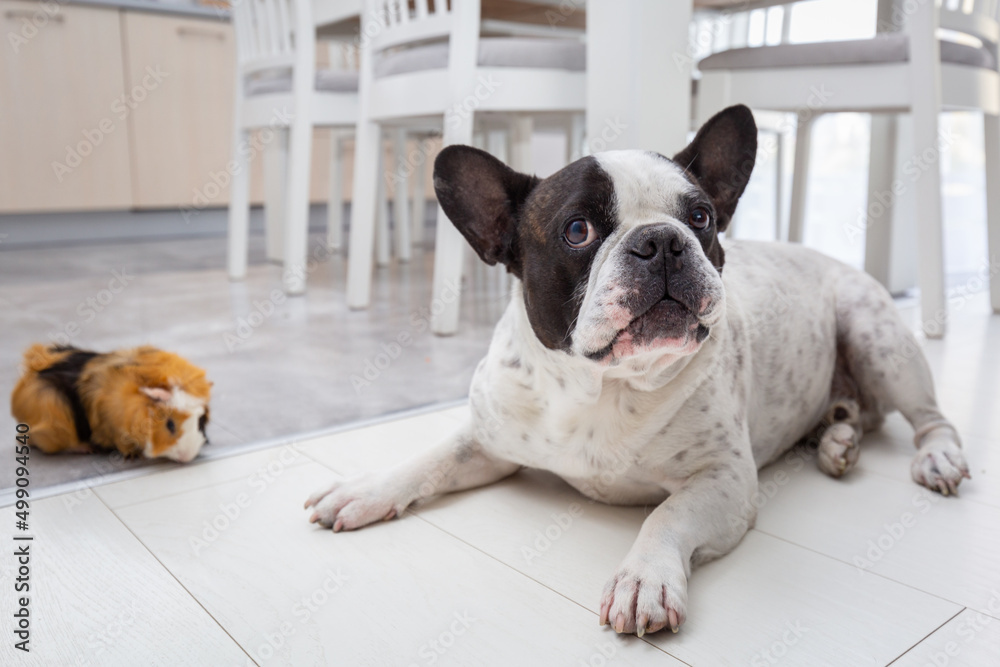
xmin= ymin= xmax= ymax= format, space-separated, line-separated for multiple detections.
xmin=627 ymin=226 xmax=686 ymax=264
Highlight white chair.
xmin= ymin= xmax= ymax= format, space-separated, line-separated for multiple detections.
xmin=691 ymin=2 xmax=798 ymax=241
xmin=346 ymin=0 xmax=587 ymax=335
xmin=697 ymin=0 xmax=1000 ymax=337
xmin=228 ymin=0 xmax=359 ymax=295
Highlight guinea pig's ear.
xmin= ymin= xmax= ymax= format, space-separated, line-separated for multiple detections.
xmin=434 ymin=145 xmax=539 ymax=277
xmin=140 ymin=386 xmax=172 ymax=403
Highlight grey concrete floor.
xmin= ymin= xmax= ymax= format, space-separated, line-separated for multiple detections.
xmin=1 ymin=231 xmax=507 ymax=493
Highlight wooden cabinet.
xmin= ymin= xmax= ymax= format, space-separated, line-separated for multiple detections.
xmin=0 ymin=1 xmax=133 ymax=212
xmin=121 ymin=12 xmax=237 ymax=209
xmin=0 ymin=3 xmax=346 ymax=213
xmin=121 ymin=12 xmax=334 ymax=209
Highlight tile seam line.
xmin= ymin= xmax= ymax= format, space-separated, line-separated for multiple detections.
xmin=99 ymin=459 xmax=315 ymax=512
xmin=750 ymin=527 xmax=983 ymax=615
xmin=404 ymin=511 xmax=695 ymax=665
xmin=854 ymin=465 xmax=999 ymax=511
xmin=100 ymin=452 xmax=691 ymax=664
xmin=885 ymin=607 xmax=966 ymax=666
xmin=93 ymin=492 xmax=262 ymax=667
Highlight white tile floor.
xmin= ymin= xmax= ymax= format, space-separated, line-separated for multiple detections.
xmin=1 ymin=295 xmax=998 ymax=667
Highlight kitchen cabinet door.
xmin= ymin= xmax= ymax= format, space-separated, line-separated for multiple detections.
xmin=0 ymin=1 xmax=133 ymax=212
xmin=122 ymin=11 xmax=238 ymax=210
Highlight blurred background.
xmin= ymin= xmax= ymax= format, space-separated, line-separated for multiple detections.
xmin=1 ymin=0 xmax=996 ymax=496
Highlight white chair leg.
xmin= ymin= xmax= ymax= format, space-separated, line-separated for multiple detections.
xmin=327 ymin=131 xmax=344 ymax=251
xmin=227 ymin=127 xmax=251 ymax=280
xmin=568 ymin=112 xmax=586 ymax=162
xmin=983 ymin=113 xmax=1000 ymax=314
xmin=503 ymin=118 xmax=533 ymax=302
xmin=264 ymin=127 xmax=289 ymax=263
xmin=375 ymin=136 xmax=391 ymax=267
xmin=411 ymin=148 xmax=427 ymax=249
xmin=485 ymin=128 xmax=512 ymax=295
xmin=910 ymin=0 xmax=947 ymax=337
xmin=864 ymin=113 xmax=898 ymax=289
xmin=774 ymin=130 xmax=785 ymax=241
xmin=282 ymin=119 xmax=313 ymax=296
xmin=487 ymin=128 xmax=508 ymax=163
xmin=430 ymin=117 xmax=477 ymax=335
xmin=910 ymin=124 xmax=947 ymax=338
xmin=429 ymin=0 xmax=481 ymax=334
xmin=392 ymin=127 xmax=411 ymax=262
xmin=487 ymin=128 xmax=510 ymax=297
xmin=347 ymin=120 xmax=381 ymax=309
xmin=510 ymin=116 xmax=533 ymax=173
xmin=787 ymin=115 xmax=814 ymax=244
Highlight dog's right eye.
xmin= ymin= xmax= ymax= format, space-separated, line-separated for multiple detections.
xmin=689 ymin=206 xmax=711 ymax=230
xmin=564 ymin=219 xmax=598 ymax=248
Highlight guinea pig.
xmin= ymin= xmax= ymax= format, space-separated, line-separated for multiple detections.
xmin=11 ymin=344 xmax=212 ymax=462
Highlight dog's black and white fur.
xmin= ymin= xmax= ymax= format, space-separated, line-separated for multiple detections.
xmin=306 ymin=105 xmax=969 ymax=636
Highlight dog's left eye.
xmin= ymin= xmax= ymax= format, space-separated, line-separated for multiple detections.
xmin=689 ymin=206 xmax=711 ymax=230
xmin=564 ymin=219 xmax=598 ymax=248
xmin=166 ymin=419 xmax=176 ymax=435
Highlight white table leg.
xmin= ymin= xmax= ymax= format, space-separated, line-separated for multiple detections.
xmin=586 ymin=0 xmax=692 ymax=155
xmin=787 ymin=116 xmax=814 ymax=244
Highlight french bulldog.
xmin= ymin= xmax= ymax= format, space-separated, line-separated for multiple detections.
xmin=306 ymin=105 xmax=969 ymax=636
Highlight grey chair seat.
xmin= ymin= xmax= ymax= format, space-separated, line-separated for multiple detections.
xmin=699 ymin=33 xmax=996 ymax=72
xmin=246 ymin=69 xmax=359 ymax=96
xmin=374 ymin=37 xmax=586 ymax=78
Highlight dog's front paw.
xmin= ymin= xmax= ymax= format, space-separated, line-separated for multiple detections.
xmin=599 ymin=554 xmax=688 ymax=636
xmin=911 ymin=430 xmax=970 ymax=496
xmin=304 ymin=474 xmax=408 ymax=532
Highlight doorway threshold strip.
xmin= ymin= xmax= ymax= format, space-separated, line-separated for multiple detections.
xmin=0 ymin=398 xmax=469 ymax=508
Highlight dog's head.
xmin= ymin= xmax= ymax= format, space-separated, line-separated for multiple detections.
xmin=434 ymin=105 xmax=756 ymax=366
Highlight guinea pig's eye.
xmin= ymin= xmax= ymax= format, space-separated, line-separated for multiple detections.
xmin=689 ymin=206 xmax=711 ymax=230
xmin=564 ymin=218 xmax=598 ymax=248
xmin=166 ymin=418 xmax=176 ymax=435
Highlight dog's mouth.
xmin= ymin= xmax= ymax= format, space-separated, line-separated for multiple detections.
xmin=585 ymin=296 xmax=710 ymax=362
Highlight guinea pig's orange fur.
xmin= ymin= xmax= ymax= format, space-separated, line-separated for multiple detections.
xmin=11 ymin=346 xmax=85 ymax=454
xmin=11 ymin=344 xmax=211 ymax=460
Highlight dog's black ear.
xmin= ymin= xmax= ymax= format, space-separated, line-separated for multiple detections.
xmin=673 ymin=105 xmax=757 ymax=233
xmin=434 ymin=145 xmax=539 ymax=276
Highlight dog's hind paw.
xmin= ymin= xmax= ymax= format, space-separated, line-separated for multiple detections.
xmin=911 ymin=429 xmax=970 ymax=496
xmin=817 ymin=422 xmax=860 ymax=478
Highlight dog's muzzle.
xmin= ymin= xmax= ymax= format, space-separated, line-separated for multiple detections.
xmin=582 ymin=223 xmax=722 ymax=360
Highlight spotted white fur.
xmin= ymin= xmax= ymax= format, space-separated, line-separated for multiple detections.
xmin=306 ymin=149 xmax=969 ymax=637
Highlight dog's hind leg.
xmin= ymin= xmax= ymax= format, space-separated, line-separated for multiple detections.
xmin=815 ymin=350 xmax=866 ymax=478
xmin=834 ymin=270 xmax=969 ymax=494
